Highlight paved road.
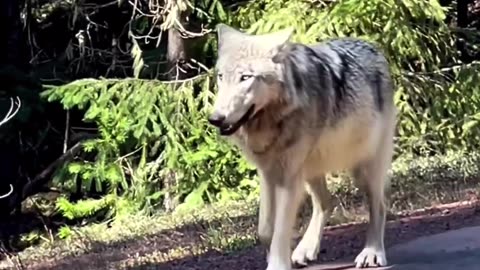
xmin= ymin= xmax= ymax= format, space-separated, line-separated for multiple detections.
xmin=306 ymin=226 xmax=480 ymax=270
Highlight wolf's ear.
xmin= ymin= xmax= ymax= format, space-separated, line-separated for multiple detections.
xmin=272 ymin=42 xmax=293 ymax=64
xmin=261 ymin=27 xmax=294 ymax=59
xmin=216 ymin=24 xmax=245 ymax=54
xmin=272 ymin=49 xmax=286 ymax=64
xmin=264 ymin=27 xmax=294 ymax=47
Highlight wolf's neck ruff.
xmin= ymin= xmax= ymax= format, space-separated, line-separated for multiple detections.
xmin=235 ymin=101 xmax=292 ymax=155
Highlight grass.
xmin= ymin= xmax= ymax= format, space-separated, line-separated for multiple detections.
xmin=1 ymin=151 xmax=480 ymax=269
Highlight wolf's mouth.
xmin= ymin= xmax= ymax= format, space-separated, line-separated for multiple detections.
xmin=219 ymin=105 xmax=255 ymax=136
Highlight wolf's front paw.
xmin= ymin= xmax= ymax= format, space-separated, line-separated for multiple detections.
xmin=291 ymin=239 xmax=320 ymax=266
xmin=266 ymin=256 xmax=291 ymax=270
xmin=266 ymin=263 xmax=291 ymax=270
xmin=354 ymin=247 xmax=387 ymax=268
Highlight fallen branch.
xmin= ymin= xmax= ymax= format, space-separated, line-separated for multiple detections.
xmin=21 ymin=142 xmax=84 ymax=199
xmin=0 ymin=96 xmax=21 ymax=127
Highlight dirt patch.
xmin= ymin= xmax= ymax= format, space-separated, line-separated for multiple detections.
xmin=7 ymin=199 xmax=479 ymax=270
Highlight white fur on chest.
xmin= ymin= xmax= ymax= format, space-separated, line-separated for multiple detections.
xmin=230 ymin=109 xmax=387 ymax=178
xmin=304 ymin=113 xmax=382 ymax=175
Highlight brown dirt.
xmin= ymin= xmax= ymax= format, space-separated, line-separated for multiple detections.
xmin=10 ymin=199 xmax=480 ymax=270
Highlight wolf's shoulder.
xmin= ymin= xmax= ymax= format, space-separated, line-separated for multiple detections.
xmin=308 ymin=37 xmax=384 ymax=61
xmin=307 ymin=37 xmax=388 ymax=70
xmin=318 ymin=38 xmax=382 ymax=54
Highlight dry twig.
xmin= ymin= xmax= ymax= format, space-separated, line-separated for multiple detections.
xmin=0 ymin=97 xmax=21 ymax=199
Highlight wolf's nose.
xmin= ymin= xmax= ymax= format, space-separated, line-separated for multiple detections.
xmin=208 ymin=112 xmax=226 ymax=127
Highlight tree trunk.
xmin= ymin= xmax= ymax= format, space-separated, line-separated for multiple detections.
xmin=166 ymin=7 xmax=199 ymax=81
xmin=0 ymin=0 xmax=29 ymax=71
xmin=0 ymin=0 xmax=29 ymax=218
xmin=457 ymin=0 xmax=473 ymax=62
xmin=167 ymin=26 xmax=188 ymax=80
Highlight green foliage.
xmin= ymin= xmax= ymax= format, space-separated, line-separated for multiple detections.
xmin=39 ymin=0 xmax=480 ymax=221
xmin=395 ymin=66 xmax=480 ymax=154
xmin=327 ymin=150 xmax=480 ymax=209
xmin=42 ymin=76 xmax=257 ymax=219
xmin=56 ymin=195 xmax=117 ymax=220
xmin=57 ymin=226 xmax=74 ymax=240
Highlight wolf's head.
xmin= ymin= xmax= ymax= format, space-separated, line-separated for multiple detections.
xmin=208 ymin=24 xmax=294 ymax=136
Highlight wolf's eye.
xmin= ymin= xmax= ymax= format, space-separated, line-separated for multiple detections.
xmin=240 ymin=74 xmax=253 ymax=82
xmin=217 ymin=73 xmax=223 ymax=81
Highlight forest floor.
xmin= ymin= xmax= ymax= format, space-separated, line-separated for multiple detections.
xmin=1 ymin=197 xmax=480 ymax=270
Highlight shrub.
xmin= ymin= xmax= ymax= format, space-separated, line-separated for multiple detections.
xmin=42 ymin=77 xmax=257 ymax=219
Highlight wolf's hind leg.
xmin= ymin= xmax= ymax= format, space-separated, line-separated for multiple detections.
xmin=353 ymin=117 xmax=394 ymax=268
xmin=291 ymin=175 xmax=333 ymax=266
xmin=353 ymin=161 xmax=389 ymax=268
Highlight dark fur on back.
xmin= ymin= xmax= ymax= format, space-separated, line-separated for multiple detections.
xmin=273 ymin=38 xmax=394 ymax=128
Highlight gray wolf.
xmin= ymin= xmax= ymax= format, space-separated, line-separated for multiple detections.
xmin=208 ymin=24 xmax=396 ymax=270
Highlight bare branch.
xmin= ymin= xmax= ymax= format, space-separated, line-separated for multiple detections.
xmin=0 ymin=184 xmax=13 ymax=199
xmin=0 ymin=97 xmax=21 ymax=199
xmin=402 ymin=61 xmax=480 ymax=77
xmin=190 ymin=58 xmax=209 ymax=73
xmin=0 ymin=97 xmax=21 ymax=127
xmin=63 ymin=110 xmax=70 ymax=153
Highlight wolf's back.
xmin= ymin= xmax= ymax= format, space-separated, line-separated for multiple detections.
xmin=313 ymin=38 xmax=394 ymax=112
xmin=320 ymin=38 xmax=389 ymax=70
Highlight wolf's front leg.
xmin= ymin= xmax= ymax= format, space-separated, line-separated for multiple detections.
xmin=258 ymin=172 xmax=276 ymax=262
xmin=266 ymin=178 xmax=304 ymax=270
xmin=291 ymin=176 xmax=333 ymax=266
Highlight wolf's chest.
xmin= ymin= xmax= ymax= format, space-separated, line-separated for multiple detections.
xmin=236 ymin=125 xmax=281 ymax=155
xmin=304 ymin=117 xmax=381 ymax=173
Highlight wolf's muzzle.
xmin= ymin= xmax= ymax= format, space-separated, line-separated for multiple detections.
xmin=208 ymin=105 xmax=255 ymax=136
xmin=208 ymin=112 xmax=226 ymax=127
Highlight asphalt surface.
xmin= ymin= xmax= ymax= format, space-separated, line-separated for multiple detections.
xmin=306 ymin=226 xmax=480 ymax=270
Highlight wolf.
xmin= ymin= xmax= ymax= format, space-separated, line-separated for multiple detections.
xmin=207 ymin=23 xmax=396 ymax=270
